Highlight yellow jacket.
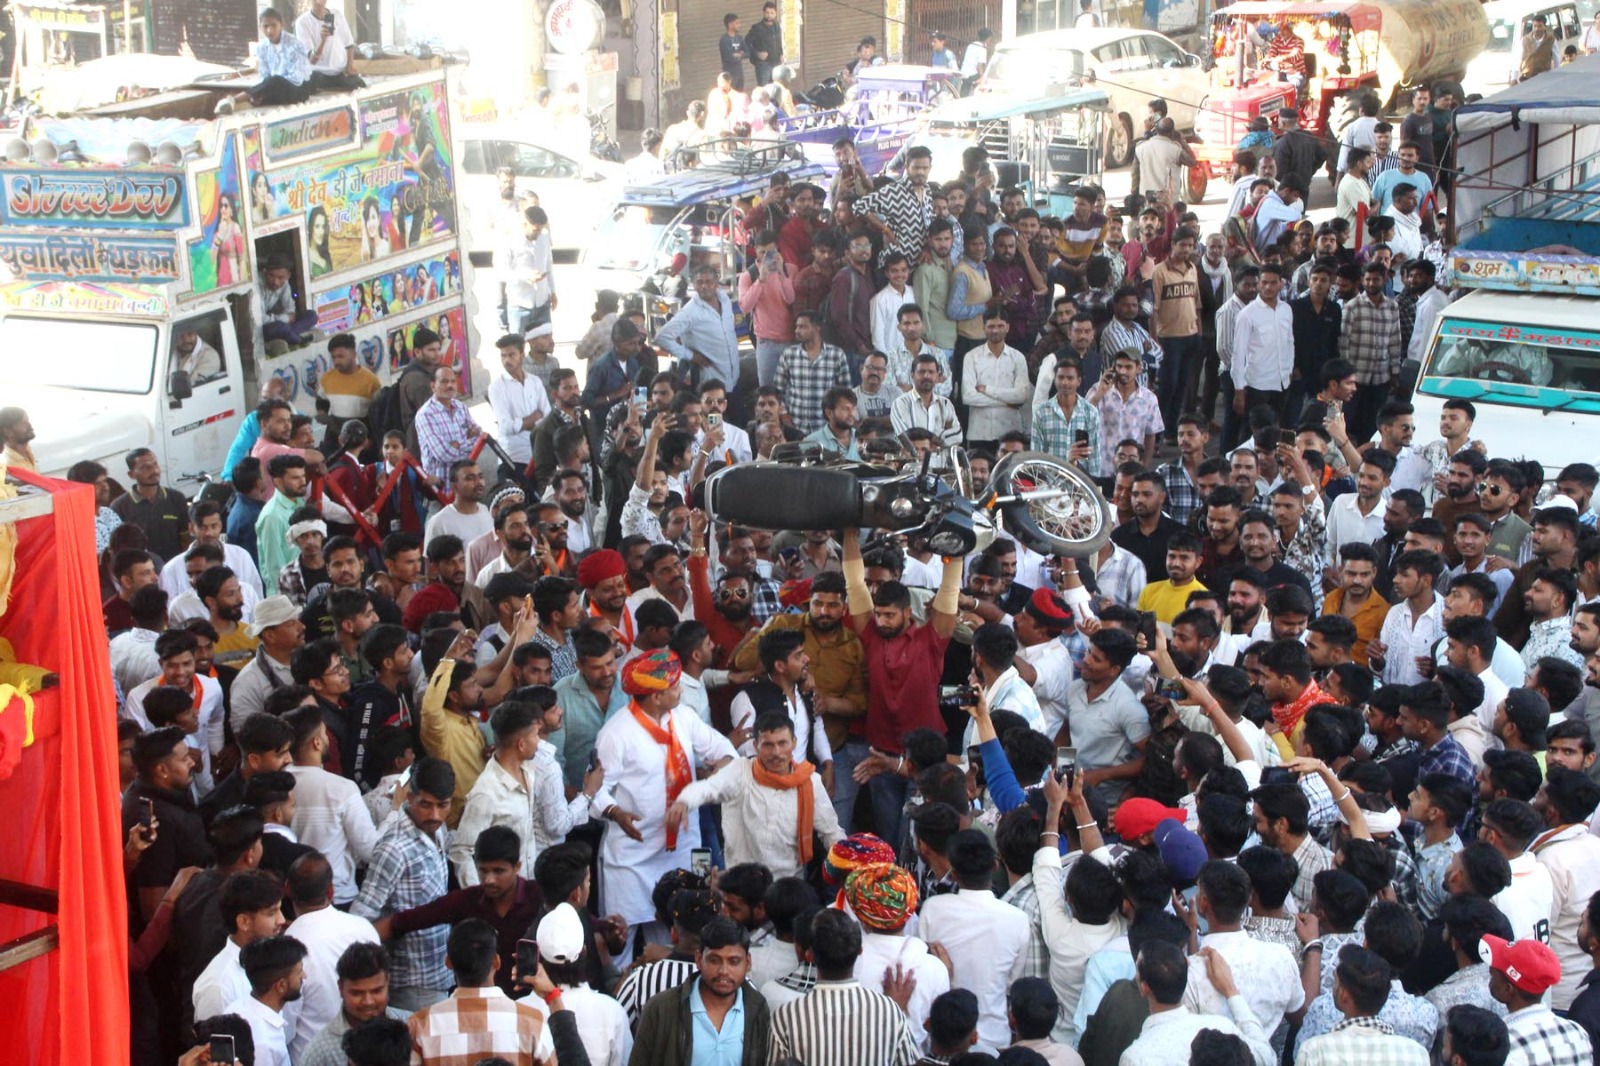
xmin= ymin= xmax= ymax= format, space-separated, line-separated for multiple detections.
xmin=420 ymin=658 xmax=488 ymax=827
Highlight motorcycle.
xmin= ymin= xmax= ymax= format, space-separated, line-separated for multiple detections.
xmin=701 ymin=440 xmax=1113 ymax=559
xmin=589 ymin=110 xmax=623 ymax=163
xmin=797 ymin=73 xmax=847 ymax=111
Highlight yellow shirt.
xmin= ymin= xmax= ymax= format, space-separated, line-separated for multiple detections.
xmin=319 ymin=366 xmax=383 ymax=420
xmin=420 ymin=658 xmax=488 ymax=827
xmin=213 ymin=624 xmax=260 ymax=668
xmin=1137 ymin=577 xmax=1208 ymax=624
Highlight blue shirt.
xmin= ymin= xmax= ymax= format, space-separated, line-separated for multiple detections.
xmin=689 ymin=979 xmax=746 ymax=1066
xmin=226 ymin=492 xmax=265 ymax=560
xmin=656 ymin=292 xmax=741 ymax=388
xmin=257 ymin=32 xmax=311 ymax=84
xmin=802 ymin=425 xmax=861 ymax=460
xmin=947 ymin=258 xmax=991 ymax=321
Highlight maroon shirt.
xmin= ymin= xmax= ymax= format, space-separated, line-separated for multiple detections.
xmin=105 ymin=593 xmax=136 ymax=634
xmin=390 ymin=877 xmax=546 ymax=998
xmin=850 ymin=615 xmax=949 ymax=754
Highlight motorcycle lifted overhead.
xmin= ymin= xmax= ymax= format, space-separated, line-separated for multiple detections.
xmin=701 ymin=440 xmax=1113 ymax=559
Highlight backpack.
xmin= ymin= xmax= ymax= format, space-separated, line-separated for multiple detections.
xmin=367 ymin=362 xmax=428 ymax=441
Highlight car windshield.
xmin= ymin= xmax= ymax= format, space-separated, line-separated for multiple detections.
xmin=984 ymin=45 xmax=1085 ymax=89
xmin=1416 ymin=318 xmax=1600 ymax=412
xmin=1485 ymin=18 xmax=1516 ymax=51
xmin=587 ymin=204 xmax=684 ymax=272
xmin=0 ymin=315 xmax=158 ymax=393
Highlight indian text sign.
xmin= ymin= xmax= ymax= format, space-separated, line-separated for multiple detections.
xmin=0 ymin=169 xmax=189 ymax=229
xmin=0 ymin=232 xmax=180 ymax=282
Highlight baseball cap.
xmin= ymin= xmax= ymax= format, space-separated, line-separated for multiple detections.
xmin=1115 ymin=798 xmax=1187 ymax=841
xmin=536 ymin=903 xmax=587 ymax=964
xmin=1479 ymin=934 xmax=1562 ymax=994
xmin=1153 ymin=819 xmax=1206 ymax=883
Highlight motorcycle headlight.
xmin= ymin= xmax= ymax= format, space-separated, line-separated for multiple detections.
xmin=926 ymin=510 xmax=976 ymax=558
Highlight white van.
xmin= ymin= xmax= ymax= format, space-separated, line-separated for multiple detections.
xmin=1465 ymin=0 xmax=1584 ymax=99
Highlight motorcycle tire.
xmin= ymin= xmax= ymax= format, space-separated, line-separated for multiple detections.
xmin=703 ymin=463 xmax=865 ymax=532
xmin=989 ymin=450 xmax=1114 ymax=559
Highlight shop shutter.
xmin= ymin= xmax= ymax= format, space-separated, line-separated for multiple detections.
xmin=902 ymin=0 xmax=999 ymax=65
xmin=799 ymin=0 xmax=882 ymax=88
xmin=666 ymin=0 xmax=736 ymax=124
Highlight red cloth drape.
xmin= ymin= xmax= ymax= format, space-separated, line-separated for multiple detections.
xmin=0 ymin=470 xmax=129 ymax=1066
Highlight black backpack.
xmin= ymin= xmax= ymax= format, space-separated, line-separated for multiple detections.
xmin=367 ymin=362 xmax=428 ymax=441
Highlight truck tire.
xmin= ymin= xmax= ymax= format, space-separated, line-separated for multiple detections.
xmin=703 ymin=464 xmax=864 ymax=532
xmin=1108 ymin=112 xmax=1136 ymax=169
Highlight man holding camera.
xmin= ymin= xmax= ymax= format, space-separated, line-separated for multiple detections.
xmin=295 ymin=0 xmax=363 ymax=91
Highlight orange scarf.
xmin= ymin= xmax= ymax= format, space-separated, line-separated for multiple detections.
xmin=630 ymin=701 xmax=693 ymax=848
xmin=751 ymin=759 xmax=817 ymax=864
xmin=591 ymin=601 xmax=635 ymax=650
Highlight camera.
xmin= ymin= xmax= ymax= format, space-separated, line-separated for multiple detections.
xmin=939 ymin=684 xmax=979 ymax=712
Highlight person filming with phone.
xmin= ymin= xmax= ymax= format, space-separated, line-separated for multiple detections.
xmin=294 ymin=0 xmax=363 ymax=91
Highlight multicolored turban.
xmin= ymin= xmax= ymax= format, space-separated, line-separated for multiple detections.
xmin=823 ymin=832 xmax=898 ymax=886
xmin=843 ymin=863 xmax=919 ymax=932
xmin=621 ymin=649 xmax=683 ymax=696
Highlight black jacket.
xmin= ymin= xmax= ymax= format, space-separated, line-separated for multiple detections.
xmin=631 ymin=977 xmax=771 ymax=1066
xmin=1290 ymin=293 xmax=1341 ymax=380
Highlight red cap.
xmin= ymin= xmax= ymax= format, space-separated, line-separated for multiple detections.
xmin=1114 ymin=798 xmax=1188 ymax=841
xmin=1479 ymin=934 xmax=1562 ymax=994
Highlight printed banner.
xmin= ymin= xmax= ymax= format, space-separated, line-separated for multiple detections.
xmin=247 ymin=82 xmax=457 ymax=280
xmin=187 ymin=131 xmax=249 ymax=296
xmin=0 ymin=232 xmax=180 ymax=282
xmin=384 ymin=306 xmax=470 ymax=394
xmin=0 ymin=279 xmax=168 ymax=317
xmin=264 ymin=106 xmax=358 ymax=164
xmin=0 ymin=168 xmax=189 ymax=229
xmin=312 ymin=249 xmax=463 ymax=334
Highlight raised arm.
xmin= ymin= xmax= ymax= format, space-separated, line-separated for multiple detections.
xmin=842 ymin=526 xmax=873 ymax=625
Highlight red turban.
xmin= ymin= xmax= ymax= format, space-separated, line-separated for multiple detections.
xmin=621 ymin=649 xmax=683 ymax=696
xmin=577 ymin=549 xmax=626 ymax=589
xmin=401 ymin=582 xmax=459 ymax=634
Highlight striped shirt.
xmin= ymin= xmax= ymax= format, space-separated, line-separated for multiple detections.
xmin=769 ymin=979 xmax=920 ymax=1066
xmin=407 ymin=986 xmax=554 ymax=1066
xmin=616 ymin=956 xmax=699 ymax=1028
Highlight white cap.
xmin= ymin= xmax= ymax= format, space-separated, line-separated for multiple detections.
xmin=525 ymin=323 xmax=555 ymax=340
xmin=247 ymin=595 xmax=299 ymax=636
xmin=536 ymin=902 xmax=586 ymax=964
xmin=1536 ymin=494 xmax=1579 ymax=514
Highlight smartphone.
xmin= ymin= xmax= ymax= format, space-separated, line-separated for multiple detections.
xmin=966 ymin=744 xmax=983 ymax=767
xmin=209 ymin=1035 xmax=235 ymax=1065
xmin=141 ymin=797 xmax=155 ymax=829
xmin=1138 ymin=611 xmax=1159 ymax=650
xmin=321 ymin=11 xmax=335 ymax=28
xmin=1327 ymin=398 xmax=1343 ymax=418
xmin=1278 ymin=428 xmax=1297 ymax=447
xmin=1155 ymin=676 xmax=1187 ymax=701
xmin=633 ymin=386 xmax=649 ymax=407
xmin=780 ymin=546 xmax=802 ymax=565
xmin=1074 ymin=429 xmax=1090 ymax=445
xmin=1056 ymin=746 xmax=1077 ymax=784
xmin=691 ymin=848 xmax=713 ymax=877
xmin=1260 ymin=766 xmax=1297 ymax=787
xmin=516 ymin=938 xmax=540 ymax=976
xmin=706 ymin=411 xmax=722 ymax=429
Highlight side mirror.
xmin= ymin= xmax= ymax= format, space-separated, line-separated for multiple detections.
xmin=168 ymin=369 xmax=193 ymax=404
xmin=1186 ymin=52 xmax=1202 ymax=67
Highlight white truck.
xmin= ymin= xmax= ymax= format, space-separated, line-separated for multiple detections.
xmin=1409 ymin=56 xmax=1600 ymax=478
xmin=0 ymin=68 xmax=477 ymax=480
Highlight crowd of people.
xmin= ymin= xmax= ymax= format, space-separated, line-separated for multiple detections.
xmin=7 ymin=39 xmax=1600 ymax=1066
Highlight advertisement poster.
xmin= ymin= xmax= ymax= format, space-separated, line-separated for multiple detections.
xmin=187 ymin=131 xmax=248 ymax=296
xmin=661 ymin=12 xmax=680 ymax=90
xmin=0 ymin=169 xmax=188 ymax=229
xmin=247 ymin=82 xmax=457 ymax=279
xmin=312 ymin=249 xmax=463 ymax=334
xmin=0 ymin=233 xmax=181 ymax=282
xmin=386 ymin=306 xmax=470 ymax=394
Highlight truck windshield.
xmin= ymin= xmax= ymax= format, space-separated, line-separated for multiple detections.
xmin=0 ymin=316 xmax=159 ymax=394
xmin=983 ymin=46 xmax=1085 ymax=90
xmin=588 ymin=204 xmax=683 ymax=272
xmin=1416 ymin=318 xmax=1600 ymax=413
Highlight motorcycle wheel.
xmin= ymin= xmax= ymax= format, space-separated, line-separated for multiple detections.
xmin=988 ymin=450 xmax=1114 ymax=559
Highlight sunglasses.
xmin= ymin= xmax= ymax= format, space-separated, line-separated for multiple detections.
xmin=1478 ymin=483 xmax=1508 ymax=498
xmin=541 ymin=520 xmax=569 ymax=531
xmin=717 ymin=586 xmax=751 ymax=600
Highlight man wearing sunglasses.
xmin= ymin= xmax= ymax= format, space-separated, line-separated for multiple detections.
xmin=1478 ymin=460 xmax=1532 ymax=565
xmin=533 ymin=501 xmax=577 ymax=580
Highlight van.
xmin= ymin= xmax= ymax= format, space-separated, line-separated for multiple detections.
xmin=1465 ymin=0 xmax=1583 ymax=98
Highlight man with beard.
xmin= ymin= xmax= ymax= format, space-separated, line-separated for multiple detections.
xmin=891 ymin=352 xmax=962 ymax=447
xmin=1229 ymin=448 xmax=1263 ymax=510
xmin=1496 ymin=502 xmax=1583 ymax=649
xmin=472 ymin=502 xmax=535 ymax=588
xmin=1371 ymin=489 xmax=1427 ymax=602
xmin=1321 ymin=543 xmax=1388 ymax=668
xmin=842 ymin=525 xmax=963 ymax=849
xmin=423 ymin=460 xmax=492 ymax=553
xmin=1213 ymin=569 xmax=1270 ymax=666
xmin=986 ymin=227 xmax=1048 ymax=352
xmin=776 ymin=182 xmax=825 ymax=272
xmin=1197 ymin=486 xmax=1245 ymax=587
xmin=1432 ymin=449 xmax=1489 ymax=563
xmin=688 ymin=511 xmax=758 ymax=657
xmin=802 ymin=386 xmax=861 ymax=460
xmin=1237 ymin=508 xmax=1312 ymax=595
xmin=420 ymin=534 xmax=490 ymax=632
xmin=196 ymin=565 xmax=260 ymax=662
xmin=716 ymin=524 xmax=781 ymax=623
xmin=1112 ymin=470 xmax=1185 ymax=584
xmin=913 ymin=219 xmax=959 ymax=353
xmin=629 ymin=543 xmax=691 ymax=620
xmin=258 ymin=456 xmax=312 ymax=596
xmin=301 ymin=537 xmax=399 ymax=639
xmin=729 ymin=628 xmax=833 ymax=774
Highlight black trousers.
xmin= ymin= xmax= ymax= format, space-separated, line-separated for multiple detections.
xmin=249 ymin=75 xmax=314 ymax=107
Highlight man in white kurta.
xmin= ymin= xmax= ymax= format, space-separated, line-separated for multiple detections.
xmin=587 ymin=650 xmax=736 ymax=958
xmin=669 ymin=710 xmax=844 ymax=879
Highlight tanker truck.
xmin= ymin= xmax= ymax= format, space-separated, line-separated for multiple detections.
xmin=1190 ymin=0 xmax=1488 ymax=190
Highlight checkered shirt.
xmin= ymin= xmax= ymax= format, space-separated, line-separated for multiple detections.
xmin=1031 ymin=399 xmax=1105 ymax=477
xmin=1001 ymin=873 xmax=1050 ymax=981
xmin=1296 ymin=1016 xmax=1430 ymax=1066
xmin=1506 ymin=1004 xmax=1594 ymax=1066
xmin=774 ymin=343 xmax=852 ymax=434
xmin=349 ymin=814 xmax=451 ymax=992
xmin=1158 ymin=461 xmax=1205 ymax=527
xmin=414 ymin=397 xmax=483 ymax=483
xmin=1341 ymin=293 xmax=1404 ymax=386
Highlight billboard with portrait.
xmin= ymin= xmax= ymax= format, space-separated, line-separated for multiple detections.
xmin=186 ymin=131 xmax=249 ymax=295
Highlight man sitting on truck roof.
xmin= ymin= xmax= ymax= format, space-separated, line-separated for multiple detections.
xmin=217 ymin=9 xmax=314 ymax=116
xmin=295 ymin=0 xmax=363 ymax=93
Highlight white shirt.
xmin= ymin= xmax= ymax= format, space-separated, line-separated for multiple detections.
xmin=424 ymin=503 xmax=494 ymax=551
xmin=125 ymin=674 xmax=225 ymax=794
xmin=193 ymin=938 xmax=251 ymax=1022
xmin=963 ymin=344 xmax=1032 ymax=442
xmin=224 ymin=992 xmax=297 ymax=1066
xmin=694 ymin=423 xmax=754 ymax=465
xmin=169 ymin=582 xmax=262 ymax=627
xmin=1378 ymin=593 xmax=1445 ymax=686
xmin=1496 ymin=850 xmax=1556 ymax=946
xmin=855 ymin=931 xmax=950 ymax=1052
xmin=1534 ymin=822 xmax=1600 ymax=1010
xmin=450 ymin=757 xmax=543 ymax=884
xmin=961 ymin=41 xmax=989 ymax=77
xmin=1119 ymin=1002 xmax=1275 ymax=1066
xmin=287 ymin=764 xmax=381 ymax=904
xmin=1174 ymin=702 xmax=1280 ymax=768
xmin=624 ymin=150 xmax=666 ymax=185
xmin=160 ymin=543 xmax=265 ymax=598
xmin=1383 ymin=444 xmax=1435 ymax=496
xmin=1032 ymin=847 xmax=1125 ymax=1043
xmin=504 ymin=230 xmax=554 ymax=309
xmin=488 ymin=373 xmax=551 ymax=465
xmin=1181 ymin=929 xmax=1303 ymax=1036
xmin=920 ymin=889 xmax=1033 ymax=1050
xmin=963 ymin=667 xmax=1046 ymax=751
xmin=1473 ymin=666 xmax=1512 ymax=737
xmin=1231 ymin=297 xmax=1295 ymax=391
xmin=1406 ymin=286 xmax=1451 ymax=364
xmin=294 ymin=8 xmax=354 ymax=75
xmin=728 ymin=686 xmax=833 ymax=766
xmin=675 ymin=758 xmax=844 ymax=879
xmin=1337 ymin=115 xmax=1379 ymax=171
xmin=871 ymin=283 xmax=916 ymax=355
xmin=1326 ymin=491 xmax=1388 ymax=569
xmin=890 ymin=390 xmax=963 ymax=445
xmin=1020 ymin=639 xmax=1075 ymax=742
xmin=110 ymin=629 xmax=162 ymax=694
xmin=559 ymin=984 xmax=633 ymax=1066
xmin=530 ymin=740 xmax=590 ymax=854
xmin=285 ymin=906 xmax=380 ymax=1059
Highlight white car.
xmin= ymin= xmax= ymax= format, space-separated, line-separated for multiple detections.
xmin=979 ymin=28 xmax=1208 ymax=168
xmin=454 ymin=125 xmax=623 ymax=260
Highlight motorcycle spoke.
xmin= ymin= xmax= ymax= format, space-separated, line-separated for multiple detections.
xmin=1005 ymin=459 xmax=1107 ymax=544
